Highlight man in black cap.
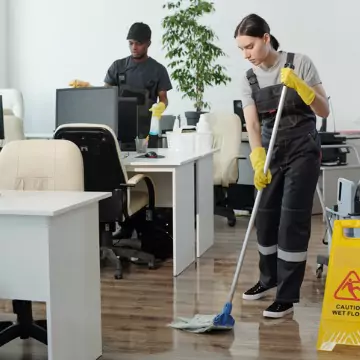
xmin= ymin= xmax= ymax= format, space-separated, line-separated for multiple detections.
xmin=104 ymin=22 xmax=172 ymax=118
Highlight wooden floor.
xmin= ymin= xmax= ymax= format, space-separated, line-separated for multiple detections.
xmin=0 ymin=215 xmax=359 ymax=359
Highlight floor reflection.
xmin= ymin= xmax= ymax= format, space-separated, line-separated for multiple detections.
xmin=1 ymin=216 xmax=360 ymax=359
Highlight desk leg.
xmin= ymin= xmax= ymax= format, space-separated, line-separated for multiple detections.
xmin=173 ymin=163 xmax=195 ymax=276
xmin=196 ymin=154 xmax=214 ymax=257
xmin=47 ymin=203 xmax=102 ymax=360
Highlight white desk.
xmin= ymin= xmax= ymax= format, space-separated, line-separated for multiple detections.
xmin=123 ymin=148 xmax=216 ymax=276
xmin=23 ymin=133 xmax=217 ymax=276
xmin=0 ymin=190 xmax=111 ymax=360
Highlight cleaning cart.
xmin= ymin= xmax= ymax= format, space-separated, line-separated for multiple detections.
xmin=316 ymin=174 xmax=360 ymax=278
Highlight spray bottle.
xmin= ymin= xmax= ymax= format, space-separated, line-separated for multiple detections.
xmin=148 ymin=106 xmax=161 ymax=148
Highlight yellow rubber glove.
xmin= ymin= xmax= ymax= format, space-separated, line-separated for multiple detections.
xmin=249 ymin=147 xmax=272 ymax=191
xmin=149 ymin=102 xmax=166 ymax=119
xmin=69 ymin=79 xmax=91 ymax=88
xmin=281 ymin=68 xmax=315 ymax=105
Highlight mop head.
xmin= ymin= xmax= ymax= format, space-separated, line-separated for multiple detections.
xmin=168 ymin=303 xmax=235 ymax=333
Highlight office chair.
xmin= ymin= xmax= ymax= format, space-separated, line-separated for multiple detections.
xmin=0 ymin=139 xmax=84 ymax=347
xmin=0 ymin=89 xmax=24 ymax=120
xmin=0 ymin=110 xmax=25 ymax=149
xmin=53 ymin=123 xmax=157 ymax=279
xmin=204 ymin=112 xmax=242 ymax=227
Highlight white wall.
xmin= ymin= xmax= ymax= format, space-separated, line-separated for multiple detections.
xmin=0 ymin=0 xmax=8 ymax=87
xmin=7 ymin=0 xmax=360 ymax=133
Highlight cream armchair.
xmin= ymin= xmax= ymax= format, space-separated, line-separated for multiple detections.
xmin=0 ymin=89 xmax=25 ymax=148
xmin=0 ymin=89 xmax=24 ymax=120
xmin=0 ymin=138 xmax=84 ymax=348
xmin=0 ymin=110 xmax=25 ymax=148
xmin=0 ymin=139 xmax=84 ymax=191
xmin=203 ymin=112 xmax=242 ymax=226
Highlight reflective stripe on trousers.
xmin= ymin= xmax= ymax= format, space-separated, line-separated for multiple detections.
xmin=258 ymin=244 xmax=307 ymax=262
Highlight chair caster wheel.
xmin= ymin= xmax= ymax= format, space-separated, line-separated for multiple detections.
xmin=316 ymin=265 xmax=323 ymax=279
xmin=148 ymin=261 xmax=156 ymax=270
xmin=114 ymin=272 xmax=123 ymax=280
xmin=227 ymin=217 xmax=236 ymax=227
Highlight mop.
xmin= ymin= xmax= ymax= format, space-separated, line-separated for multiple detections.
xmin=168 ymin=84 xmax=290 ymax=333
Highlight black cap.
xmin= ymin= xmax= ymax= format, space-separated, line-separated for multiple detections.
xmin=127 ymin=22 xmax=151 ymax=43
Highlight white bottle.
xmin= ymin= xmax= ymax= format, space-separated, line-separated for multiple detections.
xmin=172 ymin=115 xmax=181 ymax=133
xmin=149 ymin=115 xmax=160 ymax=136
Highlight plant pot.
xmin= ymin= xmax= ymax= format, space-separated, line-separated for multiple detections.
xmin=185 ymin=111 xmax=207 ymax=126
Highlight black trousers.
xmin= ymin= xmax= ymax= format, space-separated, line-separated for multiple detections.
xmin=255 ymin=130 xmax=321 ymax=303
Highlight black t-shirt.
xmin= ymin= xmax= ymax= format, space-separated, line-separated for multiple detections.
xmin=104 ymin=56 xmax=173 ymax=103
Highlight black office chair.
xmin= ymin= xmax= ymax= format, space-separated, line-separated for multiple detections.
xmin=0 ymin=301 xmax=47 ymax=347
xmin=54 ymin=123 xmax=157 ymax=279
xmin=214 ymin=186 xmax=237 ymax=226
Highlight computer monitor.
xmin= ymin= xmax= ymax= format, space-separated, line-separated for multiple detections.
xmin=119 ymin=85 xmax=152 ymax=132
xmin=0 ymin=95 xmax=4 ymax=141
xmin=56 ymin=87 xmax=118 ymax=136
xmin=233 ymin=100 xmax=247 ymax=132
xmin=118 ymin=97 xmax=138 ymax=151
xmin=117 ymin=96 xmax=153 ymax=151
xmin=119 ymin=84 xmax=148 ymax=106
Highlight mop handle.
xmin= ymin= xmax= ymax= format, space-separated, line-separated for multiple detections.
xmin=227 ymin=85 xmax=288 ymax=303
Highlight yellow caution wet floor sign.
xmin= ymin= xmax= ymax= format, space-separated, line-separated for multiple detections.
xmin=317 ymin=219 xmax=360 ymax=352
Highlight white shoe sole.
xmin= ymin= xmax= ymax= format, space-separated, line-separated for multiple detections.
xmin=242 ymin=287 xmax=274 ymax=300
xmin=263 ymin=306 xmax=294 ymax=318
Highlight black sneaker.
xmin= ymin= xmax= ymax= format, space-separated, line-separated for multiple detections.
xmin=242 ymin=281 xmax=276 ymax=300
xmin=263 ymin=301 xmax=294 ymax=318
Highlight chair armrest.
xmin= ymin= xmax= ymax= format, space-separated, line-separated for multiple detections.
xmin=118 ymin=174 xmax=153 ymax=187
xmin=222 ymin=155 xmax=245 ymax=187
xmin=112 ymin=182 xmax=138 ymax=220
xmin=127 ymin=174 xmax=149 ymax=186
xmin=118 ymin=183 xmax=135 ymax=188
xmin=127 ymin=174 xmax=156 ymax=210
xmin=114 ymin=174 xmax=156 ymax=220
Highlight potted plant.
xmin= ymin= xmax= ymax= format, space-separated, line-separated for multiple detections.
xmin=162 ymin=0 xmax=231 ymax=125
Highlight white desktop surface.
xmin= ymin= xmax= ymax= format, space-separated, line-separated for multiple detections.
xmin=0 ymin=190 xmax=111 ymax=216
xmin=26 ymin=131 xmax=250 ymax=142
xmin=122 ymin=148 xmax=218 ymax=167
xmin=0 ymin=190 xmax=109 ymax=360
xmin=122 ymin=147 xmax=216 ymax=276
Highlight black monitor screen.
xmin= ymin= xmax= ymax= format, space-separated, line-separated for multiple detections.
xmin=0 ymin=95 xmax=4 ymax=140
xmin=120 ymin=87 xmax=146 ymax=106
xmin=233 ymin=100 xmax=246 ymax=132
xmin=118 ymin=97 xmax=138 ymax=144
xmin=56 ymin=87 xmax=118 ymax=136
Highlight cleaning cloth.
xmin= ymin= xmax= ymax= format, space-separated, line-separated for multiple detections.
xmin=168 ymin=314 xmax=233 ymax=334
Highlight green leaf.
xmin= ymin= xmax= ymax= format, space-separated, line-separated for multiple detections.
xmin=162 ymin=0 xmax=231 ymax=111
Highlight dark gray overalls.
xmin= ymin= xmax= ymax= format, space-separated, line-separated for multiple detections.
xmin=246 ymin=52 xmax=321 ymax=303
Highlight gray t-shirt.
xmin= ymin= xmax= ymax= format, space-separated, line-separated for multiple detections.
xmin=104 ymin=56 xmax=173 ymax=103
xmin=239 ymin=51 xmax=322 ymax=109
